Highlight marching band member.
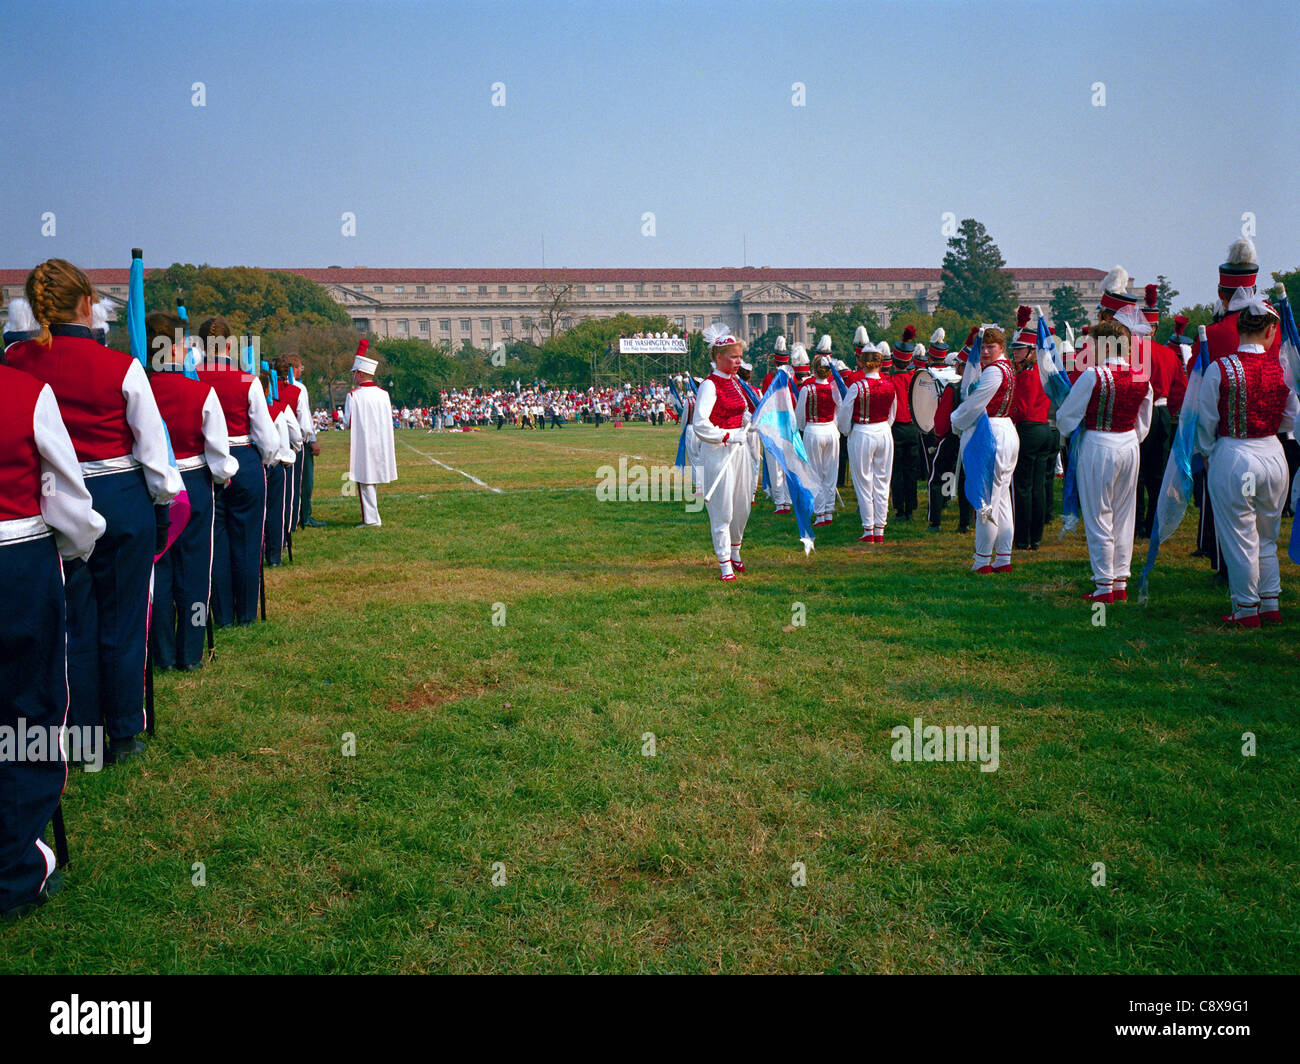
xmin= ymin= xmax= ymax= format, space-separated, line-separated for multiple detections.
xmin=760 ymin=337 xmax=792 ymax=513
xmin=917 ymin=328 xmax=948 ymax=481
xmin=343 ymin=342 xmax=397 ymax=527
xmin=0 ymin=359 xmax=104 ymax=917
xmin=691 ymin=323 xmax=752 ymax=580
xmin=1010 ymin=308 xmax=1052 ymax=551
xmin=1194 ymin=296 xmax=1296 ymax=626
xmin=6 ymin=259 xmax=182 ymax=764
xmin=1055 ymin=314 xmax=1153 ymax=603
xmin=275 ymin=357 xmax=318 ymax=530
xmin=796 ymin=348 xmax=841 ymax=527
xmin=950 ymin=326 xmax=1018 ymax=573
xmin=928 ymin=328 xmax=977 ymax=533
xmin=888 ymin=326 xmax=921 ymax=521
xmin=790 ymin=343 xmax=812 ymax=386
xmin=197 ymin=317 xmax=281 ymax=626
xmin=263 ymin=367 xmax=302 ymax=566
xmin=1135 ymin=285 xmax=1188 ymax=538
xmin=737 ymin=359 xmax=762 ymax=502
xmin=835 ymin=337 xmax=895 ymax=542
xmin=146 ymin=312 xmax=238 ymax=670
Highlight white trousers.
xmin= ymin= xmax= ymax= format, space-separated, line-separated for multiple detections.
xmin=686 ymin=430 xmax=703 ymax=492
xmin=1075 ymin=430 xmax=1139 ymax=586
xmin=960 ymin=417 xmax=1019 ymax=568
xmin=359 ymin=482 xmax=381 ymax=526
xmin=847 ymin=423 xmax=893 ymax=533
xmin=766 ymin=452 xmax=790 ymax=506
xmin=748 ymin=432 xmax=762 ymax=499
xmin=802 ymin=422 xmax=840 ymax=517
xmin=699 ymin=441 xmax=752 ymax=561
xmin=1207 ymin=436 xmax=1286 ymax=608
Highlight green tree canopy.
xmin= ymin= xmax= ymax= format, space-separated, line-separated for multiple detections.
xmin=1049 ymin=285 xmax=1088 ymax=336
xmin=937 ymin=218 xmax=1017 ymax=323
xmin=806 ymin=301 xmax=883 ymax=362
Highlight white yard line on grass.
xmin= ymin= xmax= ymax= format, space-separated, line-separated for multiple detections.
xmin=399 ymin=441 xmax=504 ymax=493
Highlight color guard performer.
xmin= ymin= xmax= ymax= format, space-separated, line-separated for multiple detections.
xmin=796 ymin=348 xmax=841 ymax=527
xmin=760 ymin=337 xmax=792 ymax=514
xmin=0 ymin=359 xmax=104 ymax=917
xmin=263 ymin=367 xmax=302 ymax=566
xmin=888 ymin=326 xmax=921 ymax=521
xmin=1055 ymin=314 xmax=1153 ymax=603
xmin=7 ymin=260 xmax=182 ymax=764
xmin=691 ymin=323 xmax=752 ymax=580
xmin=146 ymin=312 xmax=238 ymax=670
xmin=197 ymin=317 xmax=281 ymax=626
xmin=343 ymin=342 xmax=397 ymax=527
xmin=835 ymin=337 xmax=895 ymax=541
xmin=927 ymin=328 xmax=977 ymax=533
xmin=1010 ymin=307 xmax=1052 ymax=551
xmin=1194 ymin=295 xmax=1296 ymax=626
xmin=1135 ymin=285 xmax=1189 ymax=538
xmin=950 ymin=326 xmax=1018 ymax=573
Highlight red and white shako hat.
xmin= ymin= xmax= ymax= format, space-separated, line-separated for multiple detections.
xmin=891 ymin=325 xmax=917 ymax=367
xmin=353 ymin=338 xmax=378 ymax=374
xmin=1170 ymin=314 xmax=1194 ymax=347
xmin=773 ymin=335 xmax=789 ymax=364
xmin=853 ymin=325 xmax=870 ymax=355
xmin=926 ymin=327 xmax=948 ymax=360
xmin=1011 ymin=305 xmax=1035 ymax=348
xmin=1142 ymin=284 xmax=1161 ymax=325
xmin=1218 ymin=236 xmax=1258 ymax=292
xmin=1097 ymin=265 xmax=1137 ymax=315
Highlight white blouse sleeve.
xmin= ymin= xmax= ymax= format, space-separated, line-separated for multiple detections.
xmin=691 ymin=379 xmax=728 ymax=444
xmin=34 ymin=385 xmax=106 ymax=560
xmin=296 ymin=385 xmax=316 ymax=441
xmin=122 ymin=358 xmax=182 ymax=504
xmin=794 ymin=384 xmax=810 ymax=431
xmin=1195 ymin=362 xmax=1222 ymax=457
xmin=834 ymin=381 xmax=858 ymax=435
xmin=1055 ymin=369 xmax=1097 ymax=438
xmin=1134 ymin=385 xmax=1154 ymax=443
xmin=247 ymin=379 xmax=281 ymax=465
xmin=201 ymin=389 xmax=239 ymax=485
xmin=951 ymin=366 xmax=999 ymax=435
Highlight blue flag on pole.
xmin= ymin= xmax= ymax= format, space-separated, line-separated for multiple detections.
xmin=127 ymin=250 xmax=146 ymax=369
xmin=962 ymin=413 xmax=997 ymax=511
xmin=750 ymin=368 xmax=819 ymax=553
xmin=670 ymin=378 xmax=692 ymax=470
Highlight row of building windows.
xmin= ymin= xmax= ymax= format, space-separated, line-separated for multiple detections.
xmin=357 ymin=279 xmax=1070 ymax=298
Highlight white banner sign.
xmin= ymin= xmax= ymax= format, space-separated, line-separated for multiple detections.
xmin=618 ymin=337 xmax=688 ymax=354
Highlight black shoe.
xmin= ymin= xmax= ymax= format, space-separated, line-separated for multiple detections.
xmin=1014 ymin=542 xmax=1030 ymax=551
xmin=178 ymin=661 xmax=204 ymax=672
xmin=266 ymin=561 xmax=282 ymax=568
xmin=1030 ymin=543 xmax=1040 ymax=551
xmin=926 ymin=524 xmax=941 ymax=533
xmin=105 ymin=735 xmax=146 ymax=767
xmin=957 ymin=526 xmax=971 ymax=534
xmin=302 ymin=517 xmax=327 ymax=528
xmin=0 ymin=870 xmax=64 ymax=923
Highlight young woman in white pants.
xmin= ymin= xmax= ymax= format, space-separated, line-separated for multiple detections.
xmin=950 ymin=327 xmax=1019 ymax=573
xmin=1194 ymin=299 xmax=1298 ymax=626
xmin=1056 ymin=318 xmax=1153 ymax=603
xmin=835 ymin=344 xmax=896 ymax=542
xmin=691 ymin=325 xmax=753 ymax=581
xmin=796 ymin=356 xmax=841 ymax=526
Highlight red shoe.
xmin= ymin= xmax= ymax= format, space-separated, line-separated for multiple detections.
xmin=720 ymin=572 xmax=737 ymax=583
xmin=1082 ymin=590 xmax=1113 ymax=603
xmin=858 ymin=532 xmax=873 ymax=542
xmin=991 ymin=564 xmax=1013 ymax=573
xmin=731 ymin=559 xmax=746 ymax=574
xmin=974 ymin=565 xmax=994 ymax=574
xmin=775 ymin=506 xmax=791 ymax=515
xmin=1261 ymin=610 xmax=1282 ymax=624
xmin=874 ymin=534 xmax=884 ymax=543
xmin=1113 ymin=588 xmax=1128 ymax=602
xmin=1221 ymin=612 xmax=1260 ymax=628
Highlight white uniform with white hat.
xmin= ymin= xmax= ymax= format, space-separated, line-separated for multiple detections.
xmin=342 ymin=343 xmax=397 ymax=526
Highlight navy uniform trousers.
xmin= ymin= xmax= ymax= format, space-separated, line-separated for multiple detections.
xmin=891 ymin=421 xmax=923 ymax=517
xmin=210 ymin=446 xmax=266 ymax=626
xmin=265 ymin=463 xmax=287 ymax=566
xmin=0 ymin=536 xmax=66 ymax=913
xmin=292 ymin=448 xmax=306 ymax=529
xmin=151 ymin=467 xmax=215 ymax=668
xmin=65 ymin=468 xmax=153 ymax=743
xmin=299 ymin=446 xmax=316 ymax=526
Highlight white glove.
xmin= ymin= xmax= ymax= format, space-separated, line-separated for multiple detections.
xmin=727 ymin=428 xmax=749 ymax=446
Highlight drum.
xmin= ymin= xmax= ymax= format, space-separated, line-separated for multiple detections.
xmin=909 ymin=367 xmax=960 ymax=433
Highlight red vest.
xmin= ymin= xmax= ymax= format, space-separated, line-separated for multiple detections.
xmin=268 ymin=396 xmax=293 ymax=423
xmin=197 ymin=365 xmax=255 ymax=437
xmin=802 ymin=378 xmax=836 ymax=423
xmin=1214 ymin=349 xmax=1290 ymax=438
xmin=1010 ymin=364 xmax=1049 ymax=423
xmin=890 ymin=370 xmax=914 ymax=423
xmin=150 ymin=370 xmax=213 ymax=460
xmin=706 ymin=373 xmax=746 ymax=429
xmin=934 ymin=385 xmax=956 ymax=437
xmin=0 ymin=366 xmax=47 ymax=521
xmin=983 ymin=361 xmax=1015 ymax=417
xmin=278 ymin=381 xmax=303 ymax=422
xmin=1083 ymin=365 xmax=1147 ymax=431
xmin=1150 ymin=342 xmax=1188 ymax=413
xmin=852 ymin=377 xmax=895 ymax=424
xmin=6 ymin=333 xmax=136 ymax=461
xmin=841 ymin=369 xmax=865 ymax=387
xmin=1206 ymin=310 xmax=1282 ymax=363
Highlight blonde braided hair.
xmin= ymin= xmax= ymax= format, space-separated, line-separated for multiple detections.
xmin=25 ymin=259 xmax=95 ymax=347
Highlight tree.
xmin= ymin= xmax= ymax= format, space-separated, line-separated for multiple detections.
xmin=1155 ymin=274 xmax=1179 ymax=317
xmin=1171 ymin=303 xmax=1217 ymax=342
xmin=273 ymin=322 xmax=362 ymax=412
xmin=1049 ymin=285 xmax=1088 ymax=335
xmin=141 ymin=264 xmax=351 ymax=354
xmin=369 ymin=338 xmax=455 ymax=405
xmin=1272 ymin=266 xmax=1299 ymax=308
xmin=806 ymin=301 xmax=883 ymax=360
xmin=533 ymin=278 xmax=575 ymax=342
xmin=937 ymin=218 xmax=1017 ymax=323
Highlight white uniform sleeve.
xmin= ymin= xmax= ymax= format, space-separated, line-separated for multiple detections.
xmin=201 ymin=390 xmax=239 ymax=485
xmin=34 ymin=385 xmax=106 ymax=561
xmin=1195 ymin=363 xmax=1222 ymax=457
xmin=122 ymin=359 xmax=182 ymax=504
xmin=888 ymin=388 xmax=897 ymax=428
xmin=834 ymin=381 xmax=858 ymax=435
xmin=247 ymin=379 xmax=281 ymax=465
xmin=1134 ymin=385 xmax=1154 ymax=443
xmin=795 ymin=384 xmax=810 ymax=431
xmin=1055 ymin=369 xmax=1097 ymax=438
xmin=281 ymin=406 xmax=303 ymax=460
xmin=342 ymin=392 xmax=354 ymax=431
xmin=295 ymin=384 xmax=316 ymax=441
xmin=951 ymin=366 xmax=1001 ymax=435
xmin=691 ymin=380 xmax=729 ymax=444
xmin=1280 ymin=390 xmax=1298 ymax=436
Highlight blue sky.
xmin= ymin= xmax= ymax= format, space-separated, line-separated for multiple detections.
xmin=3 ymin=0 xmax=1296 ymax=305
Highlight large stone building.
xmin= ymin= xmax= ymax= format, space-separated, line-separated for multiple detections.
xmin=1 ymin=266 xmax=1110 ymax=345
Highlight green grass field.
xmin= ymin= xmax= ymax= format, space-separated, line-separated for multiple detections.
xmin=3 ymin=424 xmax=1297 ymax=973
